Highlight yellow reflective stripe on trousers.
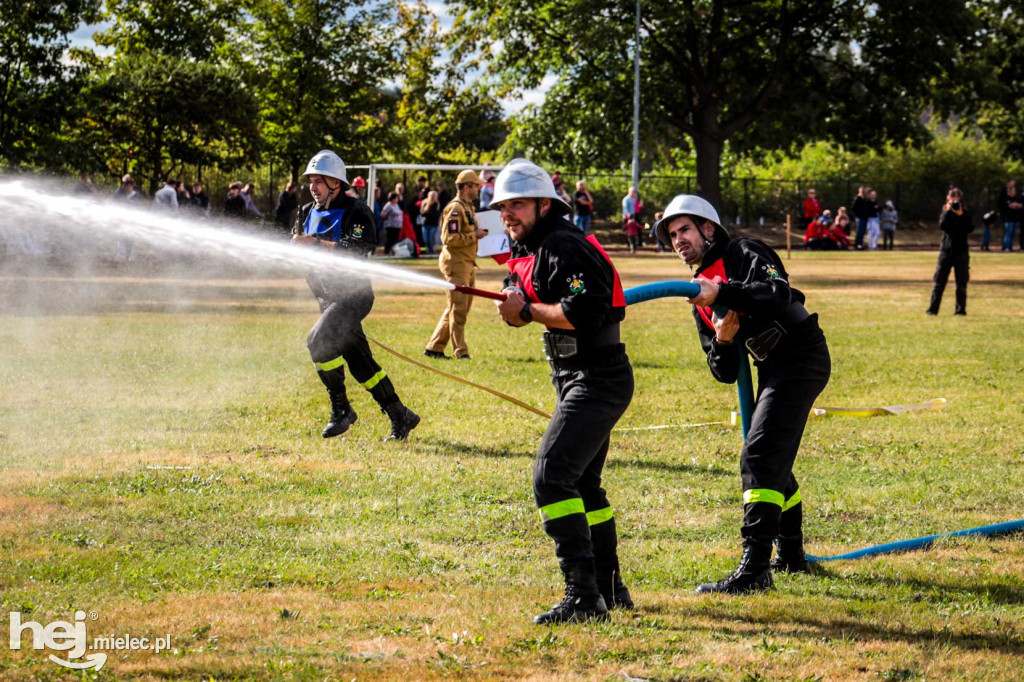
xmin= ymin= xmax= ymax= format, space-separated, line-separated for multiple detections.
xmin=360 ymin=369 xmax=387 ymax=390
xmin=539 ymin=498 xmax=585 ymax=522
xmin=586 ymin=506 xmax=614 ymax=526
xmin=743 ymin=488 xmax=785 ymax=507
xmin=781 ymin=489 xmax=802 ymax=512
xmin=314 ymin=356 xmax=346 ymax=372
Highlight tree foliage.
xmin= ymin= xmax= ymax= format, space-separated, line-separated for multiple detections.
xmin=76 ymin=53 xmax=260 ymax=192
xmin=238 ymin=0 xmax=398 ymax=181
xmin=0 ymin=0 xmax=100 ymax=166
xmin=452 ymin=0 xmax=978 ymax=206
xmin=391 ymin=0 xmax=506 ymax=163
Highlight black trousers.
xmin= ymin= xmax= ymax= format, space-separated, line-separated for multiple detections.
xmin=534 ymin=346 xmax=634 ymax=565
xmin=307 ymin=291 xmax=397 ymax=406
xmin=928 ymin=250 xmax=969 ymax=315
xmin=882 ymin=230 xmax=895 ymax=250
xmin=741 ymin=318 xmax=830 ymax=541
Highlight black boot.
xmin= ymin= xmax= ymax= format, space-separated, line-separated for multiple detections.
xmin=591 ymin=519 xmax=634 ymax=610
xmin=771 ymin=535 xmax=811 ymax=573
xmin=323 ymin=389 xmax=357 ymax=438
xmin=534 ymin=561 xmax=609 ymax=625
xmin=382 ymin=400 xmax=420 ymax=441
xmin=597 ymin=571 xmax=634 ymax=611
xmin=695 ymin=538 xmax=775 ymax=595
xmin=318 ymin=370 xmax=357 ymax=438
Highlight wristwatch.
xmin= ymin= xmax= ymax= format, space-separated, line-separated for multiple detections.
xmin=519 ymin=301 xmax=533 ymax=324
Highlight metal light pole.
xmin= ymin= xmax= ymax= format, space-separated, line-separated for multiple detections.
xmin=631 ymin=0 xmax=642 ymax=193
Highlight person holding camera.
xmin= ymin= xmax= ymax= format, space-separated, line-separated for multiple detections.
xmin=926 ymin=187 xmax=974 ymax=316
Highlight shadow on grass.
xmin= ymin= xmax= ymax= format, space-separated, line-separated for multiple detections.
xmin=606 ymin=456 xmax=733 ymax=477
xmin=697 ymin=608 xmax=1024 ymax=657
xmin=415 ymin=437 xmax=533 ymax=461
xmin=817 ymin=565 xmax=1024 ymax=607
xmin=415 ymin=436 xmax=734 ymax=478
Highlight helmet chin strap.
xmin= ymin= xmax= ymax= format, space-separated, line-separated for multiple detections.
xmin=317 ymin=178 xmax=341 ymax=210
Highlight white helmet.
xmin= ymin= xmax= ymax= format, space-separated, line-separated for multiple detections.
xmin=490 ymin=158 xmax=571 ymax=212
xmin=303 ymin=150 xmax=349 ymax=188
xmin=655 ymin=194 xmax=722 ymax=245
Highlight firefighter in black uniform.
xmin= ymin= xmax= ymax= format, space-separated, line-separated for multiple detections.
xmin=491 ymin=159 xmax=634 ymax=624
xmin=292 ymin=150 xmax=420 ymax=441
xmin=655 ymin=194 xmax=831 ymax=594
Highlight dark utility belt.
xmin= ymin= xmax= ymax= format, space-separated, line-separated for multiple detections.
xmin=743 ymin=302 xmax=811 ymax=362
xmin=542 ymin=324 xmax=620 ymax=362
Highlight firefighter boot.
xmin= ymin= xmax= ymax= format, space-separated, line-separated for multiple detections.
xmin=770 ymin=535 xmax=811 ymax=574
xmin=534 ymin=560 xmax=610 ymax=625
xmin=695 ymin=538 xmax=775 ymax=595
xmin=591 ymin=519 xmax=634 ymax=610
xmin=382 ymin=400 xmax=420 ymax=441
xmin=319 ymin=371 xmax=357 ymax=438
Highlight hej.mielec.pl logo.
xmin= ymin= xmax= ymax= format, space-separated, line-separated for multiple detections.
xmin=10 ymin=610 xmax=172 ymax=671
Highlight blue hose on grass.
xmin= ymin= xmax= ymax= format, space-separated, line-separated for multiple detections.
xmin=623 ymin=281 xmax=755 ymax=437
xmin=623 ymin=281 xmax=1023 ymax=561
xmin=806 ymin=520 xmax=1024 ymax=563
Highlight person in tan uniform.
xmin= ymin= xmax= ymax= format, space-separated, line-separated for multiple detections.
xmin=424 ymin=169 xmax=487 ymax=360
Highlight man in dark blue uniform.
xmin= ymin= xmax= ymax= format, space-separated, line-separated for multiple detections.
xmin=292 ymin=150 xmax=419 ymax=441
xmin=657 ymin=194 xmax=831 ymax=595
xmin=493 ymin=159 xmax=634 ymax=624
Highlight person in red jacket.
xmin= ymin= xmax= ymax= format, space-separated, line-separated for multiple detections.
xmin=802 ymin=189 xmax=822 ymax=230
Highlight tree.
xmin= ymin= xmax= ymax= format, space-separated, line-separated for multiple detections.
xmin=75 ymin=53 xmax=260 ymax=193
xmin=239 ymin=0 xmax=398 ymax=181
xmin=94 ymin=0 xmax=238 ymax=62
xmin=391 ymin=0 xmax=506 ymax=163
xmin=0 ymin=0 xmax=100 ymax=166
xmin=452 ymin=0 xmax=977 ymax=207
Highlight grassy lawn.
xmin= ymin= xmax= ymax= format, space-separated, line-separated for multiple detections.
xmin=0 ymin=248 xmax=1021 ymax=680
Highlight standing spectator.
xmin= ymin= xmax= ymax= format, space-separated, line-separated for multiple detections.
xmin=802 ymin=188 xmax=822 ymax=229
xmin=275 ymin=181 xmax=299 ymax=232
xmin=349 ymin=176 xmax=366 ymax=202
xmin=880 ymin=200 xmax=898 ymax=250
xmin=435 ymin=180 xmax=452 ymax=211
xmin=73 ymin=171 xmax=97 ymax=195
xmin=865 ymin=189 xmax=881 ymax=250
xmin=551 ymin=170 xmax=566 ymax=197
xmin=373 ymin=180 xmax=384 ymax=227
xmin=175 ymin=181 xmax=191 ymax=210
xmin=997 ymin=178 xmax=1021 ymax=252
xmin=408 ymin=176 xmax=429 ymax=245
xmin=241 ymin=182 xmax=262 ymax=220
xmin=153 ymin=178 xmax=179 ymax=212
xmin=190 ymin=182 xmax=210 ymax=216
xmin=926 ymin=187 xmax=974 ymax=316
xmin=224 ymin=181 xmax=246 ymax=219
xmin=112 ymin=175 xmax=140 ymax=261
xmin=379 ymin=191 xmax=404 ymax=253
xmin=981 ymin=210 xmax=998 ymax=251
xmin=479 ymin=170 xmax=496 ymax=210
xmin=623 ymin=214 xmax=642 ymax=253
xmin=851 ymin=186 xmax=869 ymax=248
xmin=833 ymin=206 xmax=851 ymax=236
xmin=394 ymin=182 xmax=406 ymax=206
xmin=573 ymin=180 xmax=594 ymax=233
xmin=621 ymin=186 xmax=638 ymax=221
xmin=113 ymin=174 xmax=140 ymax=201
xmin=650 ymin=211 xmax=667 ymax=252
xmin=419 ymin=190 xmax=442 ymax=254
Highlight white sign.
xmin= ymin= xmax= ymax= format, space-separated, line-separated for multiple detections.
xmin=476 ymin=211 xmax=510 ymax=258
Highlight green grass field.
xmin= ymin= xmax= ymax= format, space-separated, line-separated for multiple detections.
xmin=1 ymin=249 xmax=1022 ymax=681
